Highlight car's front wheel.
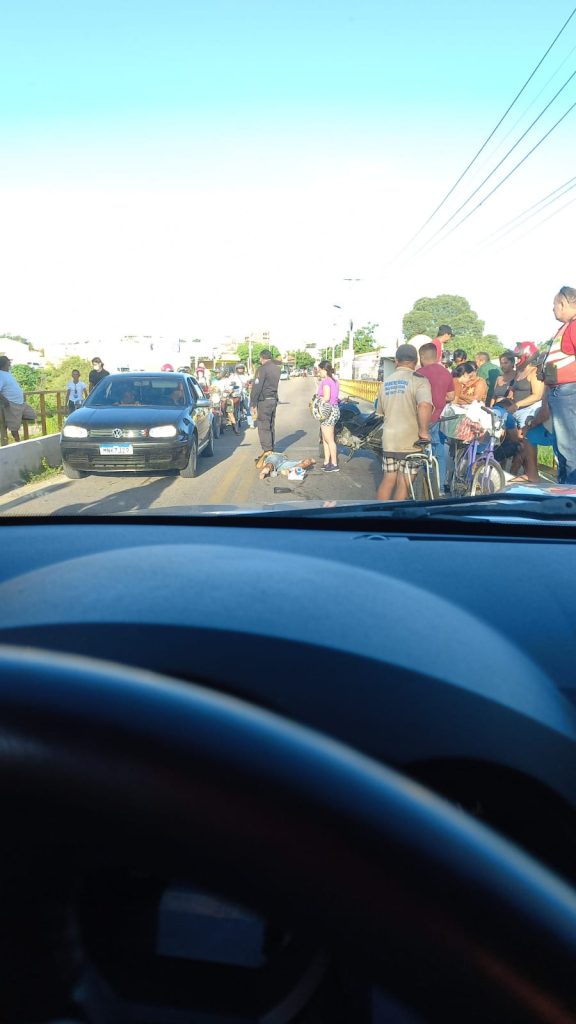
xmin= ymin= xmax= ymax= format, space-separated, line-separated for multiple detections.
xmin=179 ymin=436 xmax=198 ymax=478
xmin=62 ymin=460 xmax=86 ymax=480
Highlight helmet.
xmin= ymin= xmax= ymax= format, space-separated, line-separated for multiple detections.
xmin=161 ymin=363 xmax=174 ymax=372
xmin=513 ymin=342 xmax=537 ymax=363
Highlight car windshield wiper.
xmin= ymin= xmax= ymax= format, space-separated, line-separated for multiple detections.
xmin=254 ymin=493 xmax=576 ymax=521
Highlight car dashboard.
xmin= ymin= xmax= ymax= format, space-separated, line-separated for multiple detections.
xmin=1 ymin=513 xmax=576 ymax=1023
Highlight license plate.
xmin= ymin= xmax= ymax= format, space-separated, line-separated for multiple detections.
xmin=99 ymin=444 xmax=133 ymax=455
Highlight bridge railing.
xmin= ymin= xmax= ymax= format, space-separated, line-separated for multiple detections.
xmin=338 ymin=379 xmax=380 ymax=404
xmin=0 ymin=390 xmax=66 ymax=446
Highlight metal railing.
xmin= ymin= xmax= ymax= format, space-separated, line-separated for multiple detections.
xmin=0 ymin=390 xmax=66 ymax=446
xmin=338 ymin=379 xmax=380 ymax=404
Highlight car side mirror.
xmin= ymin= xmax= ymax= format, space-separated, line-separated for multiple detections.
xmin=195 ymin=397 xmax=211 ymax=409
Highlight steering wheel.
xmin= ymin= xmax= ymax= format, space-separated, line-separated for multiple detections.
xmin=1 ymin=645 xmax=576 ymax=1023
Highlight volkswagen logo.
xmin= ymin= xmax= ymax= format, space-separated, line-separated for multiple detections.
xmin=112 ymin=428 xmax=124 ymax=439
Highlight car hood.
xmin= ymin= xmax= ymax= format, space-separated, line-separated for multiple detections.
xmin=66 ymin=406 xmax=189 ymax=429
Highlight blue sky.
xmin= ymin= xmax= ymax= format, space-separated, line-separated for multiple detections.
xmin=1 ymin=0 xmax=575 ymax=347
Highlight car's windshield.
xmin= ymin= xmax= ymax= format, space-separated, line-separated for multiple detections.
xmin=85 ymin=376 xmax=192 ymax=409
xmin=0 ymin=1 xmax=574 ymax=518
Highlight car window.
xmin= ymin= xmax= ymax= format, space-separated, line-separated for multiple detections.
xmin=187 ymin=378 xmax=205 ymax=402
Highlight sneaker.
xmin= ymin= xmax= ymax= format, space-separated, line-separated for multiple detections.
xmin=323 ymin=463 xmax=339 ymax=473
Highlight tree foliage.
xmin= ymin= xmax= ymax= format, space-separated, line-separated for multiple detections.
xmin=43 ymin=356 xmax=93 ymax=392
xmin=236 ymin=341 xmax=280 ymax=364
xmin=352 ymin=322 xmax=378 ymax=354
xmin=450 ymin=334 xmax=504 ymax=360
xmin=11 ymin=365 xmax=43 ymax=392
xmin=403 ymin=295 xmax=485 ymax=341
xmin=402 ymin=296 xmax=503 ymax=359
xmin=292 ymin=350 xmax=315 ymax=369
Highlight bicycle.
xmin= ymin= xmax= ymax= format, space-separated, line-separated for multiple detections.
xmin=446 ymin=408 xmax=506 ymax=497
xmin=403 ymin=439 xmax=441 ymax=501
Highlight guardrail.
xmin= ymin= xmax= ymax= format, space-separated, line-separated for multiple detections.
xmin=338 ymin=379 xmax=380 ymax=403
xmin=0 ymin=390 xmax=66 ymax=446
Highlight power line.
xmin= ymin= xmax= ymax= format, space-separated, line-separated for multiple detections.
xmin=414 ymin=98 xmax=576 ymax=260
xmin=473 ymin=40 xmax=576 ymax=175
xmin=395 ymin=4 xmax=576 ymax=255
xmin=492 ymin=191 xmax=576 ymax=253
xmin=477 ymin=174 xmax=576 ymax=249
xmin=413 ymin=65 xmax=576 ymax=252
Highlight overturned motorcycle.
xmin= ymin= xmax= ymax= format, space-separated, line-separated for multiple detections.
xmin=334 ymin=400 xmax=383 ymax=460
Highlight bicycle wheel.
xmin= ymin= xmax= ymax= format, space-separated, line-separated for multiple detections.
xmin=451 ymin=449 xmax=471 ymax=497
xmin=470 ymin=458 xmax=505 ymax=496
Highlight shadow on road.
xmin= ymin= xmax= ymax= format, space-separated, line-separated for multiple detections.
xmin=275 ymin=429 xmax=307 ymax=450
xmin=55 ymin=474 xmax=178 ymax=515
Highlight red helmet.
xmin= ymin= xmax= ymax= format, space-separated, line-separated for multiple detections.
xmin=513 ymin=342 xmax=537 ymax=362
xmin=161 ymin=363 xmax=175 ymax=372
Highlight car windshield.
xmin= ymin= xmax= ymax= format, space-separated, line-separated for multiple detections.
xmin=85 ymin=376 xmax=191 ymax=408
xmin=0 ymin=1 xmax=575 ymax=519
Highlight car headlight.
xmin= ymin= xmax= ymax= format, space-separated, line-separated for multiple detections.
xmin=149 ymin=425 xmax=178 ymax=438
xmin=62 ymin=425 xmax=88 ymax=438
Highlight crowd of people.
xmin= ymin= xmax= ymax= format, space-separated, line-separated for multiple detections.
xmin=370 ymin=286 xmax=576 ymax=497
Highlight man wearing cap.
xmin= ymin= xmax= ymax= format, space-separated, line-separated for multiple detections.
xmin=431 ymin=325 xmax=454 ymax=362
xmin=375 ymin=344 xmax=433 ymax=501
xmin=250 ymin=349 xmax=282 ymax=450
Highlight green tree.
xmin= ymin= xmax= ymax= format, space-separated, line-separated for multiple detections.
xmin=236 ymin=341 xmax=280 ymax=364
xmin=11 ymin=365 xmax=42 ymax=392
xmin=452 ymin=334 xmax=504 ymax=360
xmin=403 ymin=295 xmax=485 ymax=341
xmin=352 ymin=322 xmax=378 ymax=354
xmin=44 ymin=355 xmax=93 ymax=392
xmin=293 ymin=350 xmax=315 ymax=369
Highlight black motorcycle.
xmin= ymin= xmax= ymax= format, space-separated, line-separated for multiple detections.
xmin=333 ymin=399 xmax=383 ymax=461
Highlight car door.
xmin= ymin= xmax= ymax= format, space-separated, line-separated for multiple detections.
xmin=187 ymin=376 xmax=210 ymax=448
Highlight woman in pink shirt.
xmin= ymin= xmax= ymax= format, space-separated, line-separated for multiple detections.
xmin=316 ymin=359 xmax=340 ymax=472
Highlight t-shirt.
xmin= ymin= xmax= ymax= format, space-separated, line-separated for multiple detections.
xmin=376 ymin=367 xmax=432 ymax=454
xmin=477 ymin=362 xmax=500 ymax=403
xmin=316 ymin=376 xmax=339 ymax=405
xmin=66 ymin=379 xmax=87 ymax=404
xmin=89 ymin=368 xmax=110 ymax=390
xmin=0 ymin=370 xmax=24 ymax=404
xmin=431 ymin=337 xmax=443 ymax=361
xmin=542 ymin=320 xmax=576 ymax=385
xmin=415 ymin=363 xmax=454 ymax=423
xmin=453 ymin=376 xmax=488 ymax=405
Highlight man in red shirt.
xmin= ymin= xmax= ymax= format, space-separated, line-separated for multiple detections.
xmin=415 ymin=342 xmax=455 ymax=490
xmin=431 ymin=325 xmax=454 ymax=362
xmin=543 ymin=285 xmax=576 ymax=483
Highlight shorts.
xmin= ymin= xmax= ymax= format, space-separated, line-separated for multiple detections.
xmin=382 ymin=454 xmax=420 ymax=477
xmin=525 ymin=423 xmax=555 ymax=447
xmin=1 ymin=399 xmax=26 ymax=431
xmin=319 ymin=403 xmax=341 ymax=428
xmin=514 ymin=403 xmax=541 ymax=428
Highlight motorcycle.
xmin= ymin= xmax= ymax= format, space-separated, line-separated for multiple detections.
xmin=322 ymin=398 xmax=383 ymax=460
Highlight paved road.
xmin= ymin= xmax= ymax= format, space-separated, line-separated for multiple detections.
xmin=0 ymin=378 xmax=381 ymax=515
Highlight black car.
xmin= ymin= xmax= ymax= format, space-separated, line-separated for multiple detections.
xmin=60 ymin=372 xmax=214 ymax=479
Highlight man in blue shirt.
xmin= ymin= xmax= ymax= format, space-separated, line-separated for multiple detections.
xmin=0 ymin=356 xmax=27 ymax=442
